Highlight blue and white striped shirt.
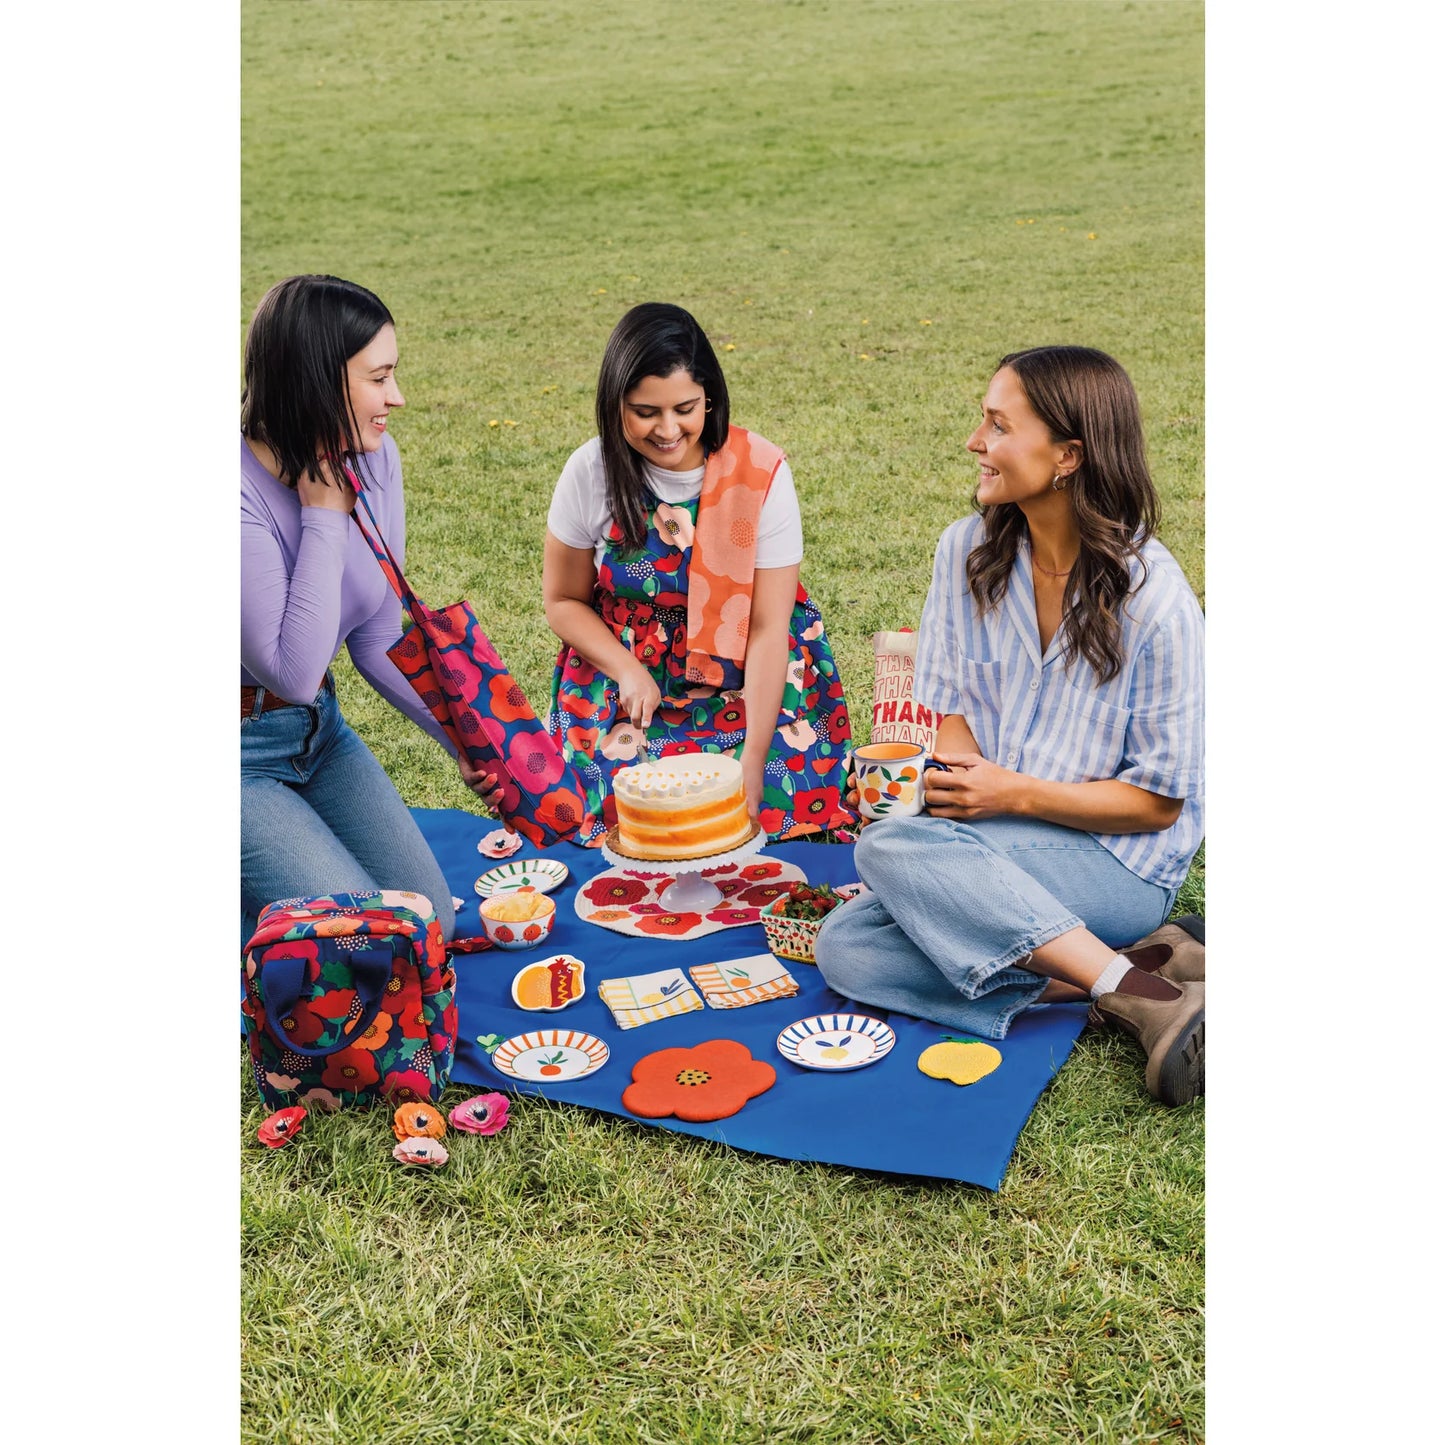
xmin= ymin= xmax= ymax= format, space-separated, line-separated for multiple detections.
xmin=913 ymin=514 xmax=1204 ymax=892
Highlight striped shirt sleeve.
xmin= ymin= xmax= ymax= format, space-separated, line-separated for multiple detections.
xmin=1115 ymin=605 xmax=1205 ymax=800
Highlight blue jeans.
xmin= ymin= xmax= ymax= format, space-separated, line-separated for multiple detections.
xmin=814 ymin=813 xmax=1174 ymax=1039
xmin=241 ymin=681 xmax=455 ymax=948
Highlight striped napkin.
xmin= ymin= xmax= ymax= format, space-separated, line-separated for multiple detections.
xmin=689 ymin=953 xmax=800 ymax=1010
xmin=597 ymin=968 xmax=706 ymax=1030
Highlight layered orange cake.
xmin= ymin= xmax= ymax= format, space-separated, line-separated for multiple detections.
xmin=613 ymin=755 xmax=754 ymax=861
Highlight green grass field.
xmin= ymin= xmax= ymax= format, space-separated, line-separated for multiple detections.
xmin=242 ymin=2 xmax=1203 ymax=1439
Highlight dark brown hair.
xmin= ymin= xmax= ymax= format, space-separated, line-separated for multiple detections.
xmin=595 ymin=303 xmax=731 ymax=550
xmin=966 ymin=345 xmax=1159 ymax=682
xmin=240 ymin=274 xmax=393 ymax=489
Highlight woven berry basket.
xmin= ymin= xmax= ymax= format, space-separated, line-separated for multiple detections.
xmin=760 ymin=885 xmax=862 ymax=965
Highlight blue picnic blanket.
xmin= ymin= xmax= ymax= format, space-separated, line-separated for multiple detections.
xmin=417 ymin=807 xmax=1086 ymax=1191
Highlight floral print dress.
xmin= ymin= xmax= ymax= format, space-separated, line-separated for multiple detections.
xmin=548 ymin=490 xmax=856 ymax=845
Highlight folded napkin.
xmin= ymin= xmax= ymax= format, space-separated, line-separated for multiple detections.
xmin=689 ymin=953 xmax=800 ymax=1010
xmin=597 ymin=968 xmax=706 ymax=1030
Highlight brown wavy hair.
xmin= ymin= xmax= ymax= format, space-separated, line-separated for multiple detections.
xmin=965 ymin=346 xmax=1159 ymax=682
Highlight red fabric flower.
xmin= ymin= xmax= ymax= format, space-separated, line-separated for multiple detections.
xmin=653 ymin=552 xmax=684 ymax=575
xmin=705 ymin=907 xmax=756 ymax=925
xmin=379 ymin=972 xmax=419 ymax=1015
xmin=759 ymin=806 xmax=787 ymax=836
xmin=257 ymin=1106 xmax=307 ymax=1149
xmin=827 ymin=711 xmax=853 ymax=744
xmin=566 ymin=724 xmax=600 ymax=757
xmin=489 ymin=673 xmax=536 ymax=724
xmin=321 ymin=1051 xmax=379 ymax=1092
xmin=582 ymin=875 xmax=651 ymax=907
xmin=738 ymin=862 xmax=783 ymax=881
xmin=792 ymin=785 xmax=844 ymax=823
xmin=737 ymin=882 xmax=791 ymax=907
xmin=381 ymin=1068 xmax=434 ymax=1104
xmin=715 ymin=702 xmax=746 ymax=729
xmin=785 ymin=754 xmax=807 ymax=773
xmin=658 ymin=741 xmax=699 ymax=758
xmin=634 ymin=911 xmax=703 ymax=937
xmin=622 ymin=1039 xmax=776 ymax=1122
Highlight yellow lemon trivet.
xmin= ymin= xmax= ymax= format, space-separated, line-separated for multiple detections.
xmin=918 ymin=1037 xmax=1003 ymax=1086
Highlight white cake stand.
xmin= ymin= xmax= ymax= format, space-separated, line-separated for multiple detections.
xmin=599 ymin=824 xmax=767 ymax=911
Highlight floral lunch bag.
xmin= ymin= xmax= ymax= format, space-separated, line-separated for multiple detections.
xmin=241 ymin=891 xmax=458 ymax=1112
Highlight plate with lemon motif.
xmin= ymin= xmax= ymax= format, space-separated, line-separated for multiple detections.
xmin=474 ymin=858 xmax=570 ymax=898
xmin=776 ymin=1013 xmax=896 ymax=1072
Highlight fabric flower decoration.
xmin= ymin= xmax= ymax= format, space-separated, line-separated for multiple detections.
xmin=392 ymin=1137 xmax=449 ymax=1167
xmin=257 ymin=1105 xmax=307 ymax=1149
xmin=449 ymin=1093 xmax=511 ymax=1136
xmin=452 ymin=896 xmax=465 ymax=913
xmin=479 ymin=828 xmax=523 ymax=859
xmin=392 ymin=1102 xmax=447 ymax=1142
xmin=622 ymin=1039 xmax=777 ymax=1122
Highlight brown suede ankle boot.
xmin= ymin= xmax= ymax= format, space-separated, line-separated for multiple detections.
xmin=1124 ymin=920 xmax=1204 ymax=984
xmin=1090 ymin=979 xmax=1205 ymax=1107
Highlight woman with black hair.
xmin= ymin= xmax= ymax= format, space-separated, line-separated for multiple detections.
xmin=240 ymin=274 xmax=498 ymax=944
xmin=814 ymin=347 xmax=1206 ymax=1106
xmin=544 ymin=302 xmax=856 ymax=844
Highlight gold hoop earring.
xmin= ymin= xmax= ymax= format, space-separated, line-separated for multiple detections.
xmin=1051 ymin=473 xmax=1069 ymax=491
xmin=704 ymin=398 xmax=713 ymax=413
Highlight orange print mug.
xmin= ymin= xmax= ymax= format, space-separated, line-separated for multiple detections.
xmin=852 ymin=742 xmax=946 ymax=822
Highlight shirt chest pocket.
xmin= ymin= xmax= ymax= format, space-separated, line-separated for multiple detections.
xmin=954 ymin=654 xmax=1006 ymax=754
xmin=1050 ymin=680 xmax=1133 ymax=781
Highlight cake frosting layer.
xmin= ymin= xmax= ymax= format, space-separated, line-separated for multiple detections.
xmin=613 ymin=755 xmax=753 ymax=861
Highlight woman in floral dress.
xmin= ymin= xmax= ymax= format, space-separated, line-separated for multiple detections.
xmin=543 ymin=302 xmax=856 ymax=846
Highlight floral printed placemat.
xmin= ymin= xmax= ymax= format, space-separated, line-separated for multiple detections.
xmin=572 ymin=857 xmax=808 ymax=940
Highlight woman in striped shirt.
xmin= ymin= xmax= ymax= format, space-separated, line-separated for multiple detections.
xmin=814 ymin=346 xmax=1206 ymax=1106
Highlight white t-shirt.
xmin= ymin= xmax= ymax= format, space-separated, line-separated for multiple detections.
xmin=546 ymin=436 xmax=805 ymax=570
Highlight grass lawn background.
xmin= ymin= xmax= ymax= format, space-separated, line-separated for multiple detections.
xmin=242 ymin=2 xmax=1203 ymax=1440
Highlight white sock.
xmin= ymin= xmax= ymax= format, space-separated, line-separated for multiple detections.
xmin=1090 ymin=954 xmax=1135 ymax=1000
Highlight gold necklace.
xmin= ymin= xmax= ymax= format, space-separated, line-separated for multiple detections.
xmin=1030 ymin=549 xmax=1074 ymax=578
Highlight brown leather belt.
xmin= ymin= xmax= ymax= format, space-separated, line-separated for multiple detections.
xmin=241 ymin=686 xmax=296 ymax=718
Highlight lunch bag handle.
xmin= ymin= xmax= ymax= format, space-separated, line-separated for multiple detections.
xmin=258 ymin=950 xmax=393 ymax=1060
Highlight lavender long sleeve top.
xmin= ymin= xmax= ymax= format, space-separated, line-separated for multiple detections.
xmin=240 ymin=433 xmax=454 ymax=752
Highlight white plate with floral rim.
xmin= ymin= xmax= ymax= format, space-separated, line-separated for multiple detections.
xmin=474 ymin=858 xmax=571 ymax=898
xmin=490 ymin=1028 xmax=610 ymax=1082
xmin=776 ymin=1013 xmax=896 ymax=1072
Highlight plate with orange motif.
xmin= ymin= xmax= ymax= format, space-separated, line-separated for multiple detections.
xmin=490 ymin=1028 xmax=609 ymax=1082
xmin=776 ymin=1013 xmax=896 ymax=1071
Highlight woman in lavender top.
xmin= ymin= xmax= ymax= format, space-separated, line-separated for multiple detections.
xmin=241 ymin=275 xmax=498 ymax=944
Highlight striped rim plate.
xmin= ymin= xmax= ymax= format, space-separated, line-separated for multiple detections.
xmin=776 ymin=1013 xmax=896 ymax=1071
xmin=474 ymin=858 xmax=570 ymax=898
xmin=491 ymin=1028 xmax=610 ymax=1082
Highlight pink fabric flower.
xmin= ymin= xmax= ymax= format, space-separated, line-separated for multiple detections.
xmin=392 ymin=1136 xmax=449 ymax=1167
xmin=449 ymin=1093 xmax=511 ymax=1136
xmin=257 ymin=1105 xmax=307 ymax=1149
xmin=506 ymin=728 xmax=567 ymax=789
xmin=478 ymin=828 xmax=523 ymax=859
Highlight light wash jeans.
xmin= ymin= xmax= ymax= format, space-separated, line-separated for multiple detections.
xmin=814 ymin=813 xmax=1174 ymax=1039
xmin=241 ymin=680 xmax=455 ymax=948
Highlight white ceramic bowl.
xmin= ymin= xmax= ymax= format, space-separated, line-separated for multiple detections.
xmin=478 ymin=890 xmax=557 ymax=950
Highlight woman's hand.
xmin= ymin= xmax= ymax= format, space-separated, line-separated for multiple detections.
xmin=457 ymin=754 xmax=509 ymax=816
xmin=923 ymin=751 xmax=1028 ymax=820
xmin=296 ymin=458 xmax=356 ymax=513
xmin=740 ymin=752 xmax=765 ymax=824
xmin=616 ymin=661 xmax=662 ymax=730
